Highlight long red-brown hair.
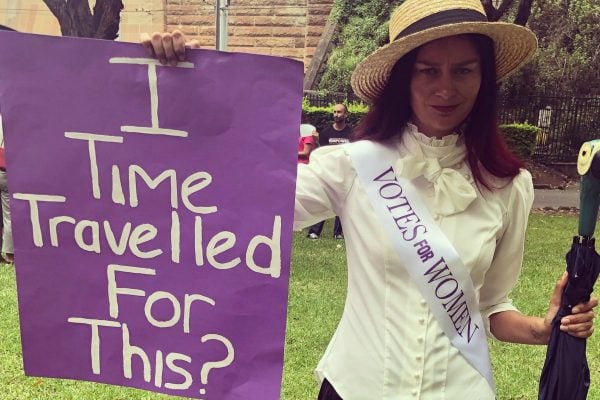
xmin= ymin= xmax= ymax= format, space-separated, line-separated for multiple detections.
xmin=352 ymin=34 xmax=524 ymax=190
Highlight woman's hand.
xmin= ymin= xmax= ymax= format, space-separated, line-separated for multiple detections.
xmin=140 ymin=30 xmax=200 ymax=66
xmin=544 ymin=272 xmax=597 ymax=339
xmin=490 ymin=272 xmax=597 ymax=345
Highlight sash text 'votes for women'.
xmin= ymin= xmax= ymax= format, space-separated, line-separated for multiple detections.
xmin=372 ymin=166 xmax=480 ymax=343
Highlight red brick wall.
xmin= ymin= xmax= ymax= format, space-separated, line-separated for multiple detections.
xmin=166 ymin=0 xmax=334 ymax=71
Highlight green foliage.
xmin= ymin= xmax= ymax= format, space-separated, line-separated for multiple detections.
xmin=302 ymin=101 xmax=368 ymax=114
xmin=502 ymin=0 xmax=600 ymax=96
xmin=499 ymin=123 xmax=540 ymax=160
xmin=321 ymin=0 xmax=599 ymax=97
xmin=318 ymin=0 xmax=405 ymax=93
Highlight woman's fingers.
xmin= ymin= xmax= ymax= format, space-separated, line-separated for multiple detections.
xmin=543 ymin=272 xmax=568 ymax=328
xmin=171 ymin=30 xmax=188 ymax=62
xmin=161 ymin=32 xmax=177 ymax=66
xmin=561 ymin=305 xmax=596 ymax=338
xmin=186 ymin=39 xmax=201 ymax=49
xmin=572 ymin=296 xmax=599 ymax=314
xmin=550 ymin=272 xmax=568 ymax=308
xmin=141 ymin=30 xmax=195 ymax=65
xmin=560 ymin=320 xmax=595 ymax=338
xmin=147 ymin=32 xmax=167 ymax=64
xmin=140 ymin=32 xmax=152 ymax=55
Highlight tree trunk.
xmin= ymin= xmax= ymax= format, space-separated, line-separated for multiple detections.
xmin=482 ymin=0 xmax=516 ymax=22
xmin=43 ymin=0 xmax=123 ymax=39
xmin=514 ymin=0 xmax=535 ymax=26
xmin=92 ymin=0 xmax=124 ymax=40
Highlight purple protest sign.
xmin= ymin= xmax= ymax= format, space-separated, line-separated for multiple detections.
xmin=0 ymin=31 xmax=302 ymax=399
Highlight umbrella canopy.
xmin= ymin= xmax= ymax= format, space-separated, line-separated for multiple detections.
xmin=538 ymin=237 xmax=600 ymax=400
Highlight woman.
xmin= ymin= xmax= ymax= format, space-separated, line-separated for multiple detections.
xmin=143 ymin=0 xmax=597 ymax=398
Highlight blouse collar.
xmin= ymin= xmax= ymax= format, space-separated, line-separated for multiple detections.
xmin=394 ymin=124 xmax=475 ymax=216
xmin=406 ymin=123 xmax=461 ymax=148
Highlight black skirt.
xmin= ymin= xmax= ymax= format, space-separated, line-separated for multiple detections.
xmin=317 ymin=379 xmax=343 ymax=400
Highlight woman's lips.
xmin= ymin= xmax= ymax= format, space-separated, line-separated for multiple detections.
xmin=431 ymin=105 xmax=459 ymax=113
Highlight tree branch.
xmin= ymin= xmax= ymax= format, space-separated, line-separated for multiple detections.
xmin=43 ymin=0 xmax=68 ymax=22
xmin=497 ymin=0 xmax=517 ymax=17
xmin=482 ymin=0 xmax=517 ymax=21
xmin=92 ymin=0 xmax=124 ymax=39
xmin=481 ymin=0 xmax=497 ymax=20
xmin=44 ymin=0 xmax=122 ymax=39
xmin=514 ymin=0 xmax=534 ymax=26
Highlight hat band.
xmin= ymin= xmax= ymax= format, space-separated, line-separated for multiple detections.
xmin=394 ymin=9 xmax=488 ymax=41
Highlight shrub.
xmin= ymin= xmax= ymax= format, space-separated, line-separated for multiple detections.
xmin=499 ymin=123 xmax=540 ymax=160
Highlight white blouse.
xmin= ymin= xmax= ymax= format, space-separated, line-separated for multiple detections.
xmin=294 ymin=125 xmax=534 ymax=400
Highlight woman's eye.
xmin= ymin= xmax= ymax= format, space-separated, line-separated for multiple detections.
xmin=455 ymin=68 xmax=472 ymax=75
xmin=419 ymin=68 xmax=438 ymax=76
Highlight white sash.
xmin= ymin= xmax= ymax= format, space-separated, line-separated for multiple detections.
xmin=346 ymin=140 xmax=495 ymax=392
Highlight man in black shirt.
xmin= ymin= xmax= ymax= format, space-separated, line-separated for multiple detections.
xmin=318 ymin=104 xmax=353 ymax=147
xmin=308 ymin=104 xmax=351 ymax=240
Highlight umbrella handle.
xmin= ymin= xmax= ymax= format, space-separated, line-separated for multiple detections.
xmin=579 ymin=174 xmax=600 ymax=237
xmin=577 ymin=141 xmax=600 ymax=237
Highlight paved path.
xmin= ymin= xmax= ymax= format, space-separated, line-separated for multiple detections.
xmin=533 ymin=183 xmax=580 ymax=209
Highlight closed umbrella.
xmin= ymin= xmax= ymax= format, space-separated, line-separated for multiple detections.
xmin=538 ymin=140 xmax=600 ymax=400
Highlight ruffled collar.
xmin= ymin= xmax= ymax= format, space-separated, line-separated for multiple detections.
xmin=407 ymin=123 xmax=461 ymax=147
xmin=404 ymin=123 xmax=465 ymax=162
xmin=394 ymin=124 xmax=475 ymax=216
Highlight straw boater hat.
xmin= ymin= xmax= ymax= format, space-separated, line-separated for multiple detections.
xmin=351 ymin=0 xmax=538 ymax=103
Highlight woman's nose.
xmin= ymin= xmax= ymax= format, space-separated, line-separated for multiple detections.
xmin=434 ymin=73 xmax=457 ymax=99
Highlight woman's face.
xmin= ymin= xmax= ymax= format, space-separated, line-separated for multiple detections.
xmin=409 ymin=35 xmax=482 ymax=138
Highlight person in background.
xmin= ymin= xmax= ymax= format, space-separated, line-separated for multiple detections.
xmin=0 ymin=149 xmax=13 ymax=264
xmin=299 ymin=112 xmax=316 ymax=164
xmin=0 ymin=24 xmax=14 ymax=264
xmin=307 ymin=104 xmax=351 ymax=240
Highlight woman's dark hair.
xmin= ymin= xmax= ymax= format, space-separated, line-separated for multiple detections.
xmin=352 ymin=34 xmax=524 ymax=190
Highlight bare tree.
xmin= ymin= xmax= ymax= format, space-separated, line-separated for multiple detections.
xmin=482 ymin=0 xmax=516 ymax=21
xmin=481 ymin=0 xmax=535 ymax=26
xmin=43 ymin=0 xmax=123 ymax=40
xmin=513 ymin=0 xmax=535 ymax=26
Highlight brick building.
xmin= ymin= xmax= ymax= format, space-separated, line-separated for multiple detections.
xmin=0 ymin=0 xmax=333 ymax=72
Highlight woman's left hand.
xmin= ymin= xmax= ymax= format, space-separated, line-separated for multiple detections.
xmin=140 ymin=30 xmax=200 ymax=66
xmin=545 ymin=272 xmax=598 ymax=339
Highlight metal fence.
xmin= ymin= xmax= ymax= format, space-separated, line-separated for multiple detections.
xmin=303 ymin=91 xmax=361 ymax=107
xmin=304 ymin=91 xmax=600 ymax=164
xmin=498 ymin=95 xmax=600 ymax=163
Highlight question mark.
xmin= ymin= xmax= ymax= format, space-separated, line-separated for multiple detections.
xmin=199 ymin=333 xmax=235 ymax=396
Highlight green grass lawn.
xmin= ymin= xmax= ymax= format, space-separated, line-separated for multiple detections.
xmin=1 ymin=214 xmax=599 ymax=399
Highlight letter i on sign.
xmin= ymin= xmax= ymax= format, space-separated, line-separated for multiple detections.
xmin=109 ymin=58 xmax=195 ymax=138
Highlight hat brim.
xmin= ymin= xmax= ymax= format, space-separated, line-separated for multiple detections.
xmin=351 ymin=22 xmax=538 ymax=103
